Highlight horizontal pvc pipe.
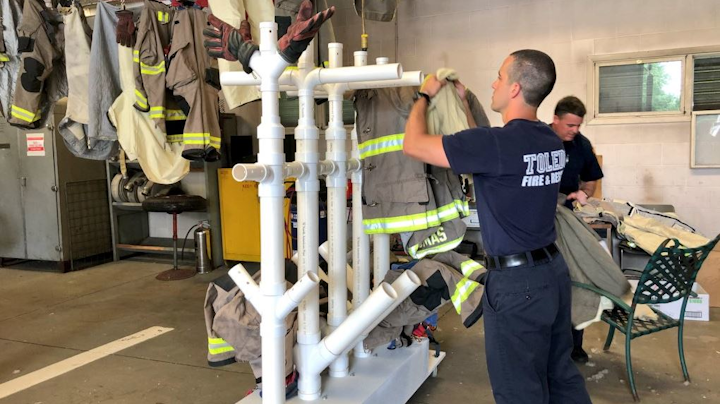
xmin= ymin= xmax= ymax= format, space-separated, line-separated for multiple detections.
xmin=228 ymin=263 xmax=263 ymax=312
xmin=345 ymin=71 xmax=424 ymax=90
xmin=232 ymin=163 xmax=270 ymax=182
xmin=283 ymin=161 xmax=306 ymax=179
xmin=319 ymin=241 xmax=354 ymax=294
xmin=308 ymin=283 xmax=398 ymax=375
xmin=318 ymin=160 xmax=337 ymax=176
xmin=346 ymin=158 xmax=361 ymax=173
xmin=276 ymin=272 xmax=320 ymax=319
xmin=221 ymin=67 xmax=295 ymax=87
xmin=307 ymin=63 xmax=402 ymax=87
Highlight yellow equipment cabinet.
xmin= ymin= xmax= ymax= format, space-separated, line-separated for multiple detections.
xmin=218 ymin=169 xmax=292 ymax=262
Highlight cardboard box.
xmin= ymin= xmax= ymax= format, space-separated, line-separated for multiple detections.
xmin=696 ymin=248 xmax=720 ymax=308
xmin=628 ymin=280 xmax=710 ymax=322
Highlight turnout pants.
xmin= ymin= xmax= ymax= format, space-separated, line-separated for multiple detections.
xmin=482 ymin=253 xmax=591 ymax=404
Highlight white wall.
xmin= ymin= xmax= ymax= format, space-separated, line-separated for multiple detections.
xmin=330 ymin=0 xmax=720 ymax=237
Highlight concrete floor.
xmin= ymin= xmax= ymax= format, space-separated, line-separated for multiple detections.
xmin=0 ymin=259 xmax=717 ymax=404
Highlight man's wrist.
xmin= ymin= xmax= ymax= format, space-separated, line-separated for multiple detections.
xmin=416 ymin=91 xmax=431 ymax=103
xmin=579 ymin=189 xmax=589 ymax=198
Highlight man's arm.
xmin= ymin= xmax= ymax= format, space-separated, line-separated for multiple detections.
xmin=566 ymin=179 xmax=598 ymax=206
xmin=403 ymin=75 xmax=450 ymax=168
xmin=455 ymin=81 xmax=477 ymax=128
xmin=580 ymin=180 xmax=597 ymax=198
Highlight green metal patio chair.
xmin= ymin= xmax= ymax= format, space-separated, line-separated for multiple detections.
xmin=574 ymin=234 xmax=720 ymax=401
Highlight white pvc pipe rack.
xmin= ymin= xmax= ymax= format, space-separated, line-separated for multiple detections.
xmin=224 ymin=27 xmax=429 ymax=404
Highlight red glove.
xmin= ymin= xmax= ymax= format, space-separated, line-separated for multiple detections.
xmin=203 ymin=15 xmax=257 ymax=73
xmin=277 ymin=0 xmax=335 ymax=64
xmin=115 ymin=10 xmax=136 ymax=47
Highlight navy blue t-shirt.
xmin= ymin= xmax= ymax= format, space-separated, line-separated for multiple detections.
xmin=559 ymin=133 xmax=604 ymax=197
xmin=442 ymin=119 xmax=566 ymax=256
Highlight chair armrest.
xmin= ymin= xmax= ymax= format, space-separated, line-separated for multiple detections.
xmin=572 ymin=281 xmax=632 ymax=312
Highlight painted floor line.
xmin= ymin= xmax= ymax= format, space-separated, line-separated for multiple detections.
xmin=0 ymin=326 xmax=173 ymax=400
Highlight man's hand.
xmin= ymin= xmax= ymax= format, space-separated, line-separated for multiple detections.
xmin=420 ymin=74 xmax=445 ymax=98
xmin=567 ymin=190 xmax=589 ymax=206
xmin=454 ymin=80 xmax=467 ymax=101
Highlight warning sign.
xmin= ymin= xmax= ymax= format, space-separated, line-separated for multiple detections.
xmin=26 ymin=133 xmax=45 ymax=157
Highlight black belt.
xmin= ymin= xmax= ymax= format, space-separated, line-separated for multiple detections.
xmin=485 ymin=243 xmax=558 ymax=270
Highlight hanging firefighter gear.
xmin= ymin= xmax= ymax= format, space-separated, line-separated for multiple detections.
xmin=206 ymin=0 xmax=273 ymax=110
xmin=0 ymin=0 xmax=23 ymax=119
xmin=109 ymin=43 xmax=189 ymax=184
xmin=8 ymin=0 xmax=62 ymax=128
xmin=167 ymin=8 xmax=221 ymax=161
xmin=354 ymin=86 xmax=489 ymax=258
xmin=133 ymin=0 xmax=174 ymax=133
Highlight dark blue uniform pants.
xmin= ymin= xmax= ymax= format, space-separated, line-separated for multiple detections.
xmin=483 ymin=254 xmax=592 ymax=404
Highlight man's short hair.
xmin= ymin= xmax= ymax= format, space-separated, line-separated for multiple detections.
xmin=554 ymin=96 xmax=587 ymax=118
xmin=508 ymin=50 xmax=556 ymax=108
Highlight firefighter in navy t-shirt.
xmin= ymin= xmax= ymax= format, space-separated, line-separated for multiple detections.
xmin=550 ymin=95 xmax=604 ymax=365
xmin=404 ymin=50 xmax=591 ymax=404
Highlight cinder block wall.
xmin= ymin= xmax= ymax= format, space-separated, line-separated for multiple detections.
xmin=329 ymin=0 xmax=720 ymax=237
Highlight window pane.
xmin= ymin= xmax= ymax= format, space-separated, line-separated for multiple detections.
xmin=693 ymin=113 xmax=720 ymax=167
xmin=599 ymin=61 xmax=682 ymax=114
xmin=693 ymin=57 xmax=720 ymax=111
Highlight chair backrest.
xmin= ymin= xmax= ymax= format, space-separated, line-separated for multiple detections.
xmin=634 ymin=235 xmax=720 ymax=305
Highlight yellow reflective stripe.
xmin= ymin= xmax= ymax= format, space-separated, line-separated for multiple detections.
xmin=358 ymin=133 xmax=404 ymax=160
xmin=11 ymin=105 xmax=41 ymax=123
xmin=451 ymin=278 xmax=480 ymax=314
xmin=208 ymin=337 xmax=235 ymax=355
xmin=167 ymin=134 xmax=183 ymax=143
xmin=157 ymin=11 xmax=169 ymax=23
xmin=165 ymin=109 xmax=186 ymax=121
xmin=455 ymin=199 xmax=470 ymax=216
xmin=149 ymin=106 xmax=166 ymax=119
xmin=183 ymin=133 xmax=209 ymax=145
xmin=0 ymin=53 xmax=9 ymax=62
xmin=363 ymin=199 xmax=466 ymax=234
xmin=459 ymin=259 xmax=484 ymax=278
xmin=133 ymin=50 xmax=140 ymax=63
xmin=134 ymin=89 xmax=148 ymax=103
xmin=408 ymin=235 xmax=464 ymax=260
xmin=134 ymin=90 xmax=149 ymax=109
xmin=137 ymin=60 xmax=165 ymax=75
xmin=140 ymin=66 xmax=165 ymax=75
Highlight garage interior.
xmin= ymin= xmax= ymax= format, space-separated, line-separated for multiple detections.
xmin=1 ymin=1 xmax=720 ymax=404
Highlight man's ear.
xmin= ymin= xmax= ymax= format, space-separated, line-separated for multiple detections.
xmin=552 ymin=114 xmax=560 ymax=126
xmin=509 ymin=82 xmax=522 ymax=100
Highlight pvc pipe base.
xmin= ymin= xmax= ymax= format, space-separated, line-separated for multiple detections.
xmin=237 ymin=340 xmax=445 ymax=404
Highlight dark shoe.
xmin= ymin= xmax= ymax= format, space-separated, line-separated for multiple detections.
xmin=571 ymin=346 xmax=589 ymax=364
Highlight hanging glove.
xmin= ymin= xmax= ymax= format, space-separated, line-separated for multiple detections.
xmin=115 ymin=9 xmax=136 ymax=47
xmin=277 ymin=0 xmax=335 ymax=64
xmin=203 ymin=15 xmax=257 ymax=74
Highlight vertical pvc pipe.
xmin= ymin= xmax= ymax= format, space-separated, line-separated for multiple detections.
xmin=294 ymin=44 xmax=323 ymax=402
xmin=373 ymin=234 xmax=391 ymax=288
xmin=351 ymin=50 xmax=372 ymax=358
xmin=325 ymin=43 xmax=349 ymax=378
xmin=256 ymin=22 xmax=287 ymax=404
